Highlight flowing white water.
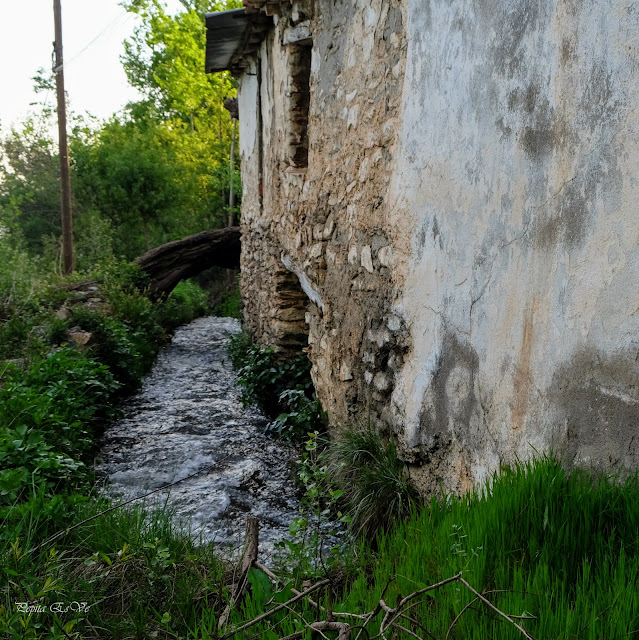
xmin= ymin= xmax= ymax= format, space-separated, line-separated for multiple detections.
xmin=95 ymin=316 xmax=302 ymax=558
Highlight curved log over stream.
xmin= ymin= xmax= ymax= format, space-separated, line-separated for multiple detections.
xmin=136 ymin=226 xmax=241 ymax=298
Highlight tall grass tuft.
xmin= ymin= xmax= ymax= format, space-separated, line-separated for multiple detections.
xmin=328 ymin=428 xmax=420 ymax=540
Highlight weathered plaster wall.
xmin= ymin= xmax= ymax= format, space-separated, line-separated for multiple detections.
xmin=389 ymin=0 xmax=639 ymax=493
xmin=239 ymin=0 xmax=639 ymax=494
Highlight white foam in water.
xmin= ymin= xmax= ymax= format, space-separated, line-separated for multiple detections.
xmin=95 ymin=316 xmax=301 ymax=558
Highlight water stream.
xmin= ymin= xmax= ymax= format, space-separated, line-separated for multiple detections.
xmin=95 ymin=316 xmax=302 ymax=558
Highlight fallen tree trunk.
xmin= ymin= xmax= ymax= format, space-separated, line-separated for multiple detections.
xmin=135 ymin=226 xmax=241 ymax=298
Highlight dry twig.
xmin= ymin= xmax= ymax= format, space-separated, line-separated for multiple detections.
xmin=218 ymin=517 xmax=260 ymax=630
xmin=220 ymin=579 xmax=331 ymax=639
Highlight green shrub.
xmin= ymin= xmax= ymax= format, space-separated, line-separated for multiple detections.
xmin=0 ymin=349 xmax=120 ymax=447
xmin=0 ymin=349 xmax=120 ymax=503
xmin=0 ymin=235 xmax=48 ymax=320
xmin=154 ymin=280 xmax=210 ymax=331
xmin=0 ymin=313 xmax=33 ymax=359
xmin=70 ymin=307 xmax=150 ymax=388
xmin=95 ymin=257 xmax=151 ymax=294
xmin=214 ymin=284 xmax=242 ymax=319
xmin=228 ymin=332 xmax=322 ymax=441
xmin=268 ymin=389 xmax=324 ymax=441
xmin=227 ymin=330 xmax=252 ymax=368
xmin=230 ymin=336 xmax=313 ymax=414
xmin=275 ymin=432 xmax=349 ymax=580
xmin=327 ymin=428 xmax=420 ymax=540
xmin=74 ymin=209 xmax=115 ymax=271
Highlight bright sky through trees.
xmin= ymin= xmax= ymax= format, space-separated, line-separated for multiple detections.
xmin=0 ymin=0 xmax=184 ymax=127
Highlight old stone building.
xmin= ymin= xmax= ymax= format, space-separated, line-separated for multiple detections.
xmin=206 ymin=0 xmax=639 ymax=494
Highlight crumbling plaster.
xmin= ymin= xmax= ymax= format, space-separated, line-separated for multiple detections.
xmin=237 ymin=0 xmax=639 ymax=495
xmin=389 ymin=0 xmax=639 ymax=492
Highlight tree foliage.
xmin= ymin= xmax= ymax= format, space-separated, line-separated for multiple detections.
xmin=0 ymin=117 xmax=60 ymax=252
xmin=0 ymin=0 xmax=241 ymax=268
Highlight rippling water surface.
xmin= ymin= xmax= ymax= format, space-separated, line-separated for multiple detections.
xmin=95 ymin=316 xmax=302 ymax=557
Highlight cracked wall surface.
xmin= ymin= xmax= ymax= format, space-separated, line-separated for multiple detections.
xmin=237 ymin=0 xmax=639 ymax=495
xmin=389 ymin=0 xmax=639 ymax=493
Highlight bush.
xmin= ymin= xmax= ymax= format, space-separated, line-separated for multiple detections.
xmin=268 ymin=389 xmax=324 ymax=441
xmin=70 ymin=307 xmax=150 ymax=388
xmin=228 ymin=332 xmax=323 ymax=441
xmin=0 ymin=235 xmax=48 ymax=321
xmin=95 ymin=257 xmax=151 ymax=294
xmin=0 ymin=349 xmax=120 ymax=503
xmin=227 ymin=330 xmax=252 ymax=368
xmin=154 ymin=280 xmax=210 ymax=331
xmin=229 ymin=334 xmax=313 ymax=416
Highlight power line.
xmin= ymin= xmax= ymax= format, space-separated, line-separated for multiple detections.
xmin=54 ymin=7 xmax=132 ymax=72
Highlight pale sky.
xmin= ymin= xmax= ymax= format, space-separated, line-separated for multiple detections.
xmin=0 ymin=0 xmax=186 ymax=130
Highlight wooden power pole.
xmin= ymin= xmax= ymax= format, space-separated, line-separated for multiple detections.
xmin=228 ymin=117 xmax=237 ymax=227
xmin=53 ymin=0 xmax=74 ymax=274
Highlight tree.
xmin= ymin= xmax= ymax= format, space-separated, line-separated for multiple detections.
xmin=0 ymin=117 xmax=61 ymax=253
xmin=1 ymin=1 xmax=242 ymax=269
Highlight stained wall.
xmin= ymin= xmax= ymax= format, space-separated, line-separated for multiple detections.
xmin=237 ymin=0 xmax=639 ymax=493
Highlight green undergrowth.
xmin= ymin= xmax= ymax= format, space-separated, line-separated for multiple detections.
xmin=2 ymin=494 xmax=226 ymax=639
xmin=228 ymin=457 xmax=639 ymax=640
xmin=213 ymin=282 xmax=242 ymax=319
xmin=0 ymin=241 xmax=219 ymax=638
xmin=4 ymin=241 xmax=639 ymax=638
xmin=228 ymin=331 xmax=325 ymax=441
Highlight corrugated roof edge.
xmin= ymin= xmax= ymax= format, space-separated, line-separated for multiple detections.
xmin=205 ymin=8 xmax=272 ymax=75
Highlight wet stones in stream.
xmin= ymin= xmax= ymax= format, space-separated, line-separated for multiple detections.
xmin=94 ymin=316 xmax=302 ymax=559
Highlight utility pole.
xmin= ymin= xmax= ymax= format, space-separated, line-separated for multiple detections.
xmin=224 ymin=97 xmax=239 ymax=227
xmin=228 ymin=117 xmax=237 ymax=227
xmin=53 ymin=0 xmax=74 ymax=274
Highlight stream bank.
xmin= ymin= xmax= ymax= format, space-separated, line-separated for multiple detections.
xmin=95 ymin=316 xmax=302 ymax=557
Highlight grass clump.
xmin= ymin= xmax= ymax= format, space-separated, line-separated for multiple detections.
xmin=328 ymin=428 xmax=420 ymax=540
xmin=1 ymin=496 xmax=227 ymax=640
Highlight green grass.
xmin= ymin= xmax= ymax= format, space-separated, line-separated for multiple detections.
xmin=224 ymin=457 xmax=639 ymax=640
xmin=337 ymin=458 xmax=639 ymax=639
xmin=1 ymin=493 xmax=227 ymax=639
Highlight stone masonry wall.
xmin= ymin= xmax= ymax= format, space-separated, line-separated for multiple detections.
xmin=238 ymin=0 xmax=410 ymax=426
xmin=238 ymin=0 xmax=639 ymax=496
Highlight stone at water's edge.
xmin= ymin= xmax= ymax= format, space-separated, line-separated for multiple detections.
xmin=95 ymin=316 xmax=301 ymax=557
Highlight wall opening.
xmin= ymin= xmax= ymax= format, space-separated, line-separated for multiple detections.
xmin=288 ymin=43 xmax=312 ymax=168
xmin=273 ymin=263 xmax=311 ymax=351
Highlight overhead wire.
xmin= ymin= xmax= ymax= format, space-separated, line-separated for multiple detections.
xmin=54 ymin=6 xmax=133 ymax=72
